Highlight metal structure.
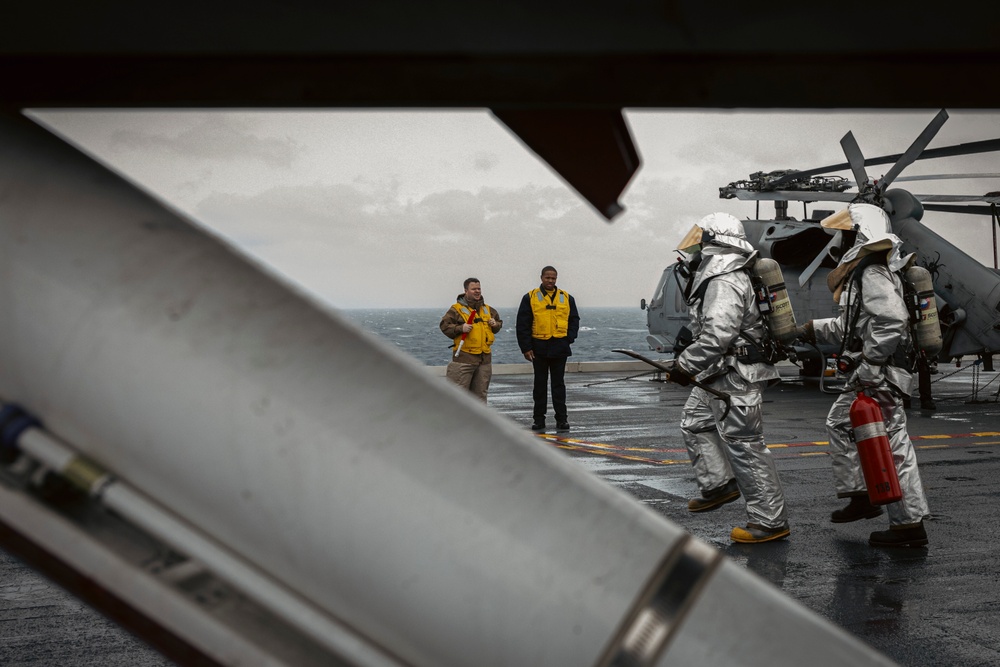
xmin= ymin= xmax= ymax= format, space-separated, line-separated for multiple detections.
xmin=6 ymin=2 xmax=1000 ymax=219
xmin=6 ymin=2 xmax=1000 ymax=665
xmin=0 ymin=109 xmax=900 ymax=667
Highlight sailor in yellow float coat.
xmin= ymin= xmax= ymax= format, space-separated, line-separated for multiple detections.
xmin=439 ymin=277 xmax=503 ymax=402
xmin=515 ymin=266 xmax=580 ymax=432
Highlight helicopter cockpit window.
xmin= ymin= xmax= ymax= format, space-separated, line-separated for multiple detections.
xmin=673 ymin=279 xmax=688 ymax=314
xmin=648 ymin=268 xmax=672 ymax=309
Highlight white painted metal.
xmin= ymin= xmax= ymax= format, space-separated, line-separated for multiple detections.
xmin=0 ymin=111 xmax=900 ymax=667
xmin=660 ymin=559 xmax=900 ymax=666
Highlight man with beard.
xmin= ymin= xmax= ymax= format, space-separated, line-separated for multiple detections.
xmin=440 ymin=277 xmax=502 ymax=402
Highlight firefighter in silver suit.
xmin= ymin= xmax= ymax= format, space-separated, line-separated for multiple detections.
xmin=800 ymin=203 xmax=930 ymax=548
xmin=668 ymin=212 xmax=790 ymax=544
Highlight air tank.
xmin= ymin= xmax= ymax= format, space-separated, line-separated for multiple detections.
xmin=752 ymin=258 xmax=799 ymax=346
xmin=904 ymin=265 xmax=942 ymax=357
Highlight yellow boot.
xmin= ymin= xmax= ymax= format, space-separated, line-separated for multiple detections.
xmin=731 ymin=523 xmax=790 ymax=544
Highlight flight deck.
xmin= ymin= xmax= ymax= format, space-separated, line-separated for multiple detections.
xmin=491 ymin=361 xmax=1000 ymax=667
xmin=2 ymin=361 xmax=999 ymax=666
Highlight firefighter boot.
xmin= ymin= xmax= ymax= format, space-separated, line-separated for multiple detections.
xmin=869 ymin=521 xmax=928 ymax=548
xmin=687 ymin=479 xmax=741 ymax=512
xmin=830 ymin=495 xmax=884 ymax=523
xmin=730 ymin=523 xmax=790 ymax=544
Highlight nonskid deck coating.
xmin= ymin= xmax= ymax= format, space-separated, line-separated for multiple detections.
xmin=490 ymin=365 xmax=1000 ymax=667
xmin=1 ymin=363 xmax=999 ymax=666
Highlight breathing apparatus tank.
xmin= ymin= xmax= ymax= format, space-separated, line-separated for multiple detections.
xmin=849 ymin=392 xmax=903 ymax=505
xmin=904 ymin=265 xmax=942 ymax=357
xmin=751 ymin=258 xmax=798 ymax=346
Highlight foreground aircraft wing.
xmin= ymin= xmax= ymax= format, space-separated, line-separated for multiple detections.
xmin=0 ymin=107 xmax=903 ymax=667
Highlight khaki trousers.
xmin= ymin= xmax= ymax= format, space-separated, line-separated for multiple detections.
xmin=446 ymin=358 xmax=493 ymax=401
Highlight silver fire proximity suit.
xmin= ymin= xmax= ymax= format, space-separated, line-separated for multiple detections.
xmin=810 ymin=204 xmax=930 ymax=529
xmin=676 ymin=214 xmax=789 ymax=535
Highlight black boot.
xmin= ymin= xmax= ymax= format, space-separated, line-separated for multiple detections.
xmin=688 ymin=479 xmax=741 ymax=512
xmin=870 ymin=521 xmax=928 ymax=548
xmin=831 ymin=495 xmax=884 ymax=523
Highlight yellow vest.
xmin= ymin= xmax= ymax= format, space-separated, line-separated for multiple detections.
xmin=451 ymin=303 xmax=495 ymax=354
xmin=529 ymin=288 xmax=570 ymax=339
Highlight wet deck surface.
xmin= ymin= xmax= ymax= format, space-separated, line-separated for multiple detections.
xmin=490 ymin=362 xmax=1000 ymax=667
xmin=2 ymin=361 xmax=1000 ymax=666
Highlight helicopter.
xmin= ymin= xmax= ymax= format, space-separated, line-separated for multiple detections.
xmin=641 ymin=109 xmax=1000 ymax=382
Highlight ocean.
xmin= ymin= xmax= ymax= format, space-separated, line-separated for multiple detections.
xmin=340 ymin=306 xmax=650 ymax=366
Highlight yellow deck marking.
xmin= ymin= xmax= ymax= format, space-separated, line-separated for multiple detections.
xmin=536 ymin=430 xmax=1000 ymax=465
xmin=769 ymin=441 xmax=830 ymax=447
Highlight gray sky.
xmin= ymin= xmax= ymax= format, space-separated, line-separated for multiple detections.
xmin=27 ymin=108 xmax=1000 ymax=309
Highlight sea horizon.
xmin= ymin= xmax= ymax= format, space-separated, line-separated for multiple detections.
xmin=340 ymin=306 xmax=651 ymax=366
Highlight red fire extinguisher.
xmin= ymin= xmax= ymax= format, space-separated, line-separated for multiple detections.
xmin=849 ymin=392 xmax=903 ymax=505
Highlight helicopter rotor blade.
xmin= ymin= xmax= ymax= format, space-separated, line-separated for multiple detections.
xmin=840 ymin=131 xmax=870 ymax=190
xmin=729 ymin=190 xmax=855 ymax=202
xmin=879 ymin=109 xmax=949 ymax=189
xmin=923 ymin=203 xmax=999 ymax=215
xmin=798 ymin=232 xmax=842 ymax=288
xmin=914 ymin=137 xmax=1000 ymax=161
xmin=893 ymin=172 xmax=1000 ymax=182
xmin=912 ymin=193 xmax=1000 ymax=203
xmin=768 ymin=132 xmax=1000 ymax=189
xmin=728 ymin=189 xmax=1000 ymax=205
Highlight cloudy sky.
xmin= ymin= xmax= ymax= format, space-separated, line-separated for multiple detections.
xmin=27 ymin=108 xmax=1000 ymax=310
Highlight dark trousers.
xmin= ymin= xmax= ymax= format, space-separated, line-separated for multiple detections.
xmin=532 ymin=356 xmax=567 ymax=422
xmin=917 ymin=363 xmax=932 ymax=402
